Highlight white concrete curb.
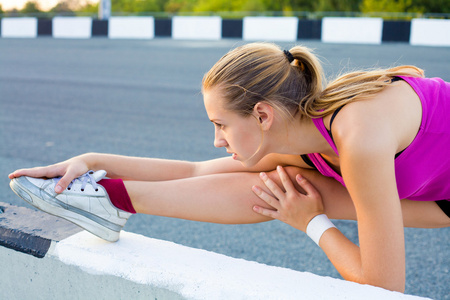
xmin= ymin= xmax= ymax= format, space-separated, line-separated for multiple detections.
xmin=1 ymin=17 xmax=37 ymax=38
xmin=322 ymin=17 xmax=383 ymax=44
xmin=172 ymin=16 xmax=222 ymax=40
xmin=410 ymin=18 xmax=450 ymax=47
xmin=49 ymin=230 xmax=428 ymax=300
xmin=0 ymin=202 xmax=432 ymax=299
xmin=108 ymin=16 xmax=155 ymax=39
xmin=53 ymin=17 xmax=93 ymax=39
xmin=243 ymin=17 xmax=299 ymax=41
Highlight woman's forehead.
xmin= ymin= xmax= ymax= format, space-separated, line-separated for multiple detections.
xmin=203 ymin=89 xmax=227 ymax=116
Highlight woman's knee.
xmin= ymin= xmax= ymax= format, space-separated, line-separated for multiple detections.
xmin=266 ymin=166 xmax=356 ymax=220
xmin=265 ymin=166 xmax=317 ymax=193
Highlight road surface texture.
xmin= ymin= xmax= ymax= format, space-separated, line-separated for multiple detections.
xmin=1 ymin=38 xmax=448 ymax=299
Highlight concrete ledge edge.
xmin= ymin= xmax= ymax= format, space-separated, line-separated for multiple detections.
xmin=0 ymin=202 xmax=431 ymax=299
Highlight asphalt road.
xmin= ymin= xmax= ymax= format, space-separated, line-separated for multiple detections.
xmin=1 ymin=37 xmax=449 ymax=299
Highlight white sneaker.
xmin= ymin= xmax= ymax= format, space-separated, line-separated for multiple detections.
xmin=10 ymin=170 xmax=132 ymax=242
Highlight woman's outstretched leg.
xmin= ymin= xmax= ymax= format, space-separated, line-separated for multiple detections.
xmin=125 ymin=166 xmax=449 ymax=228
xmin=123 ymin=167 xmax=356 ymax=224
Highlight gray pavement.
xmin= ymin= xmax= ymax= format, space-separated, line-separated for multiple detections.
xmin=1 ymin=38 xmax=449 ymax=299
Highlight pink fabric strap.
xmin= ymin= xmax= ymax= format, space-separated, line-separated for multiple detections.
xmin=309 ymin=118 xmax=345 ymax=186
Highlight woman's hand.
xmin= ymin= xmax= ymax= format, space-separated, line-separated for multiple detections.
xmin=252 ymin=165 xmax=324 ymax=232
xmin=8 ymin=155 xmax=91 ymax=193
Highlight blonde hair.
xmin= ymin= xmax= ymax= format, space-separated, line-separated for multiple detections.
xmin=202 ymin=42 xmax=424 ymax=120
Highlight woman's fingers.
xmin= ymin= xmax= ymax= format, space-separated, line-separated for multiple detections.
xmin=259 ymin=171 xmax=285 ymax=200
xmin=8 ymin=160 xmax=89 ymax=194
xmin=53 ymin=164 xmax=89 ymax=193
xmin=296 ymin=174 xmax=320 ymax=199
xmin=54 ymin=174 xmax=73 ymax=193
xmin=8 ymin=165 xmax=61 ymax=179
xmin=252 ymin=185 xmax=281 ymax=210
xmin=276 ymin=166 xmax=297 ymax=193
xmin=252 ymin=205 xmax=279 ymax=219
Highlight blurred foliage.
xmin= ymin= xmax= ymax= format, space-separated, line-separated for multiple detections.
xmin=78 ymin=0 xmax=99 ymax=13
xmin=3 ymin=0 xmax=449 ymax=15
xmin=361 ymin=0 xmax=450 ymax=14
xmin=314 ymin=0 xmax=362 ymax=12
xmin=21 ymin=1 xmax=42 ymax=13
xmin=49 ymin=1 xmax=76 ymax=14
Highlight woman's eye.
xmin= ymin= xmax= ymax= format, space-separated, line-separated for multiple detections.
xmin=214 ymin=123 xmax=224 ymax=129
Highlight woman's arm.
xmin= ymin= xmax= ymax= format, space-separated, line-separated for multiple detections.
xmin=324 ymin=138 xmax=405 ymax=291
xmin=9 ymin=152 xmax=310 ymax=192
xmin=253 ymin=147 xmax=405 ymax=291
xmin=8 ymin=153 xmax=200 ymax=192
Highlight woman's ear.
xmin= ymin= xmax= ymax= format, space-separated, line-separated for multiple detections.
xmin=253 ymin=102 xmax=274 ymax=131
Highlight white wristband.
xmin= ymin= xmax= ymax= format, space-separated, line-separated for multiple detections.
xmin=306 ymin=214 xmax=336 ymax=246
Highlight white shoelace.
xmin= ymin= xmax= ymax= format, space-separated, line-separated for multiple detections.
xmin=53 ymin=171 xmax=99 ymax=192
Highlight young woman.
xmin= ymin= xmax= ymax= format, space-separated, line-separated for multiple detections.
xmin=9 ymin=43 xmax=450 ymax=292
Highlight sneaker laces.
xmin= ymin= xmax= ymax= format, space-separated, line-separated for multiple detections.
xmin=53 ymin=171 xmax=99 ymax=192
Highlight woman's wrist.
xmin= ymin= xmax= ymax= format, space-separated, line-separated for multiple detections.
xmin=306 ymin=214 xmax=336 ymax=246
xmin=77 ymin=152 xmax=101 ymax=171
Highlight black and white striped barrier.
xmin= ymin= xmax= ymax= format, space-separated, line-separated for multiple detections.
xmin=0 ymin=202 xmax=431 ymax=299
xmin=1 ymin=16 xmax=449 ymax=46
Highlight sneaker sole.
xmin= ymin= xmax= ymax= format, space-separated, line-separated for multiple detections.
xmin=10 ymin=177 xmax=120 ymax=242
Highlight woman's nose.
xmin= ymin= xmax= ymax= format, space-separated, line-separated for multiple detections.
xmin=214 ymin=131 xmax=227 ymax=148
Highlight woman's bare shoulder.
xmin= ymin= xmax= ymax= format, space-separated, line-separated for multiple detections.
xmin=330 ymin=80 xmax=422 ymax=156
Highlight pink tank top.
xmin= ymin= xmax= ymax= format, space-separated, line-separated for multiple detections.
xmin=308 ymin=76 xmax=450 ymax=201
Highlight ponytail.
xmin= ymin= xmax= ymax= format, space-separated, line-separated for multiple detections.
xmin=307 ymin=66 xmax=424 ymax=117
xmin=287 ymin=46 xmax=325 ymax=117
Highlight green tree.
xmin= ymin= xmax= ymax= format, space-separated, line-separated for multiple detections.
xmin=78 ymin=1 xmax=99 ymax=14
xmin=193 ymin=0 xmax=240 ymax=12
xmin=191 ymin=0 xmax=319 ymax=13
xmin=261 ymin=0 xmax=315 ymax=12
xmin=111 ymin=0 xmax=169 ymax=13
xmin=21 ymin=1 xmax=42 ymax=13
xmin=360 ymin=0 xmax=423 ymax=13
xmin=412 ymin=0 xmax=450 ymax=13
xmin=193 ymin=0 xmax=269 ymax=12
xmin=165 ymin=0 xmax=197 ymax=13
xmin=0 ymin=4 xmax=3 ymax=14
xmin=315 ymin=0 xmax=362 ymax=11
xmin=240 ymin=0 xmax=267 ymax=11
xmin=50 ymin=0 xmax=77 ymax=15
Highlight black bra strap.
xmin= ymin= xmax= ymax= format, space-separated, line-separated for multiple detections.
xmin=390 ymin=76 xmax=403 ymax=83
xmin=301 ymin=154 xmax=317 ymax=170
xmin=327 ymin=105 xmax=345 ymax=142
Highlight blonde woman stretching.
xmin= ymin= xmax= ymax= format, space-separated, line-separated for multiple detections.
xmin=10 ymin=43 xmax=450 ymax=292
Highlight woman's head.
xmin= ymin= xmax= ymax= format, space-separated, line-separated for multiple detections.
xmin=202 ymin=42 xmax=324 ymax=122
xmin=202 ymin=43 xmax=324 ymax=166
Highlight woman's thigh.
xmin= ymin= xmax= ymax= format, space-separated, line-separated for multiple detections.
xmin=400 ymin=199 xmax=450 ymax=228
xmin=272 ymin=167 xmax=450 ymax=228
xmin=267 ymin=167 xmax=357 ymax=221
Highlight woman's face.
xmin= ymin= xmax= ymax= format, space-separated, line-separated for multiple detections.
xmin=203 ymin=88 xmax=264 ymax=167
